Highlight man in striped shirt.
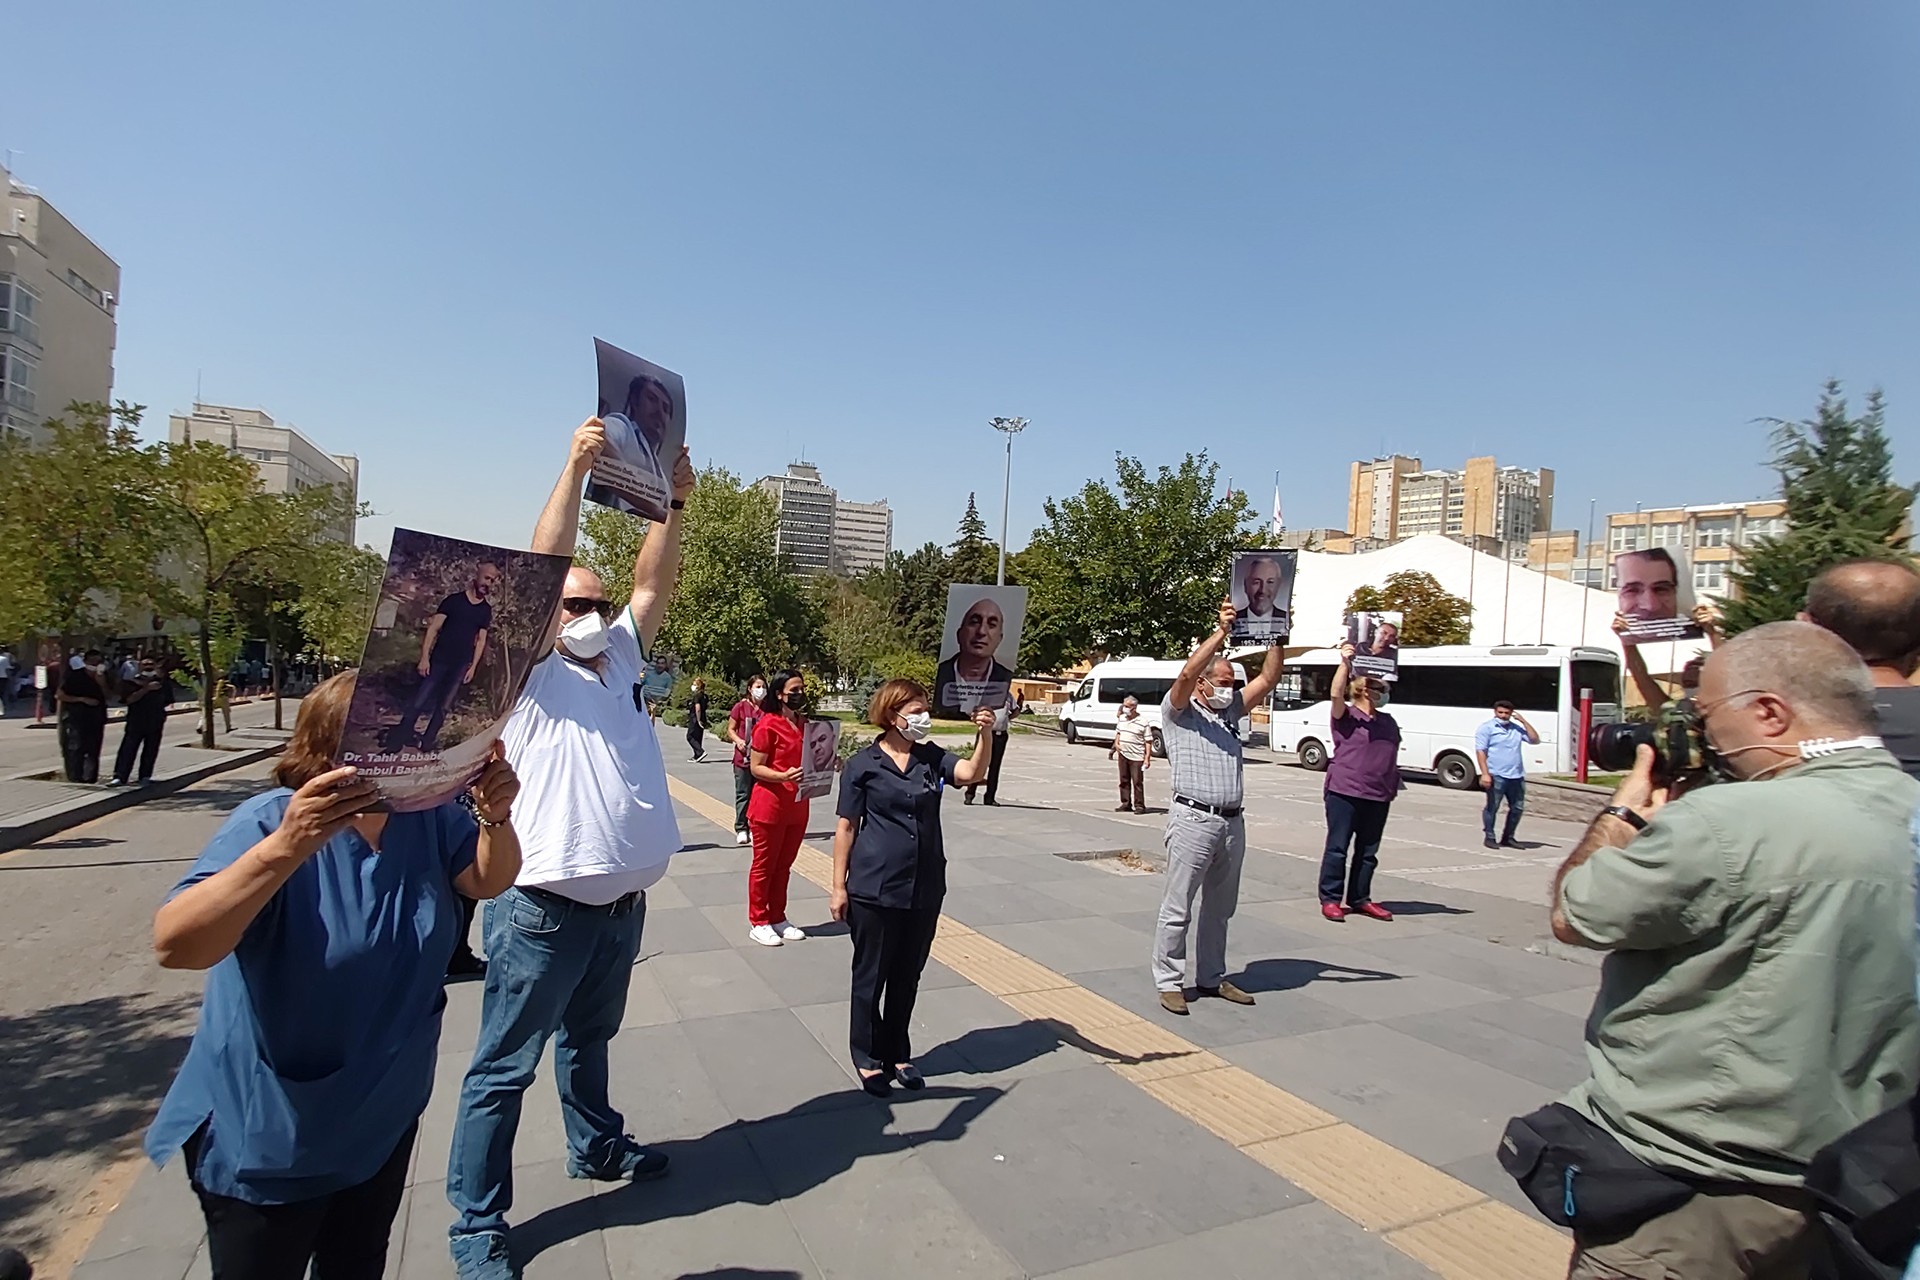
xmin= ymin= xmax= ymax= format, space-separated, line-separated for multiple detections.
xmin=1109 ymin=697 xmax=1153 ymax=813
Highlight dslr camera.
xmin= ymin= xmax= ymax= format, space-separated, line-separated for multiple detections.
xmin=1587 ymin=695 xmax=1714 ymax=786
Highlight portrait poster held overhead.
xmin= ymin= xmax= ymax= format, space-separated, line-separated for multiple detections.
xmin=1614 ymin=546 xmax=1703 ymax=644
xmin=800 ymin=718 xmax=841 ymax=800
xmin=336 ymin=529 xmax=570 ymax=812
xmin=1346 ymin=611 xmax=1404 ymax=682
xmin=934 ymin=585 xmax=1028 ymax=719
xmin=583 ymin=338 xmax=687 ymax=525
xmin=1228 ymin=549 xmax=1297 ymax=644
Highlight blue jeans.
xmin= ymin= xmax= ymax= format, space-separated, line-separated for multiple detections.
xmin=1483 ymin=775 xmax=1525 ymax=842
xmin=1321 ymin=791 xmax=1391 ymax=905
xmin=445 ymin=886 xmax=646 ymax=1244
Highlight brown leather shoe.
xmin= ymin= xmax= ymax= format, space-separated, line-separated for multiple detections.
xmin=1158 ymin=990 xmax=1190 ymax=1016
xmin=1199 ymin=980 xmax=1256 ymax=1006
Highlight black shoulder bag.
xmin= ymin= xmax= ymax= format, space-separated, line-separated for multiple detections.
xmin=1804 ymin=1091 xmax=1920 ymax=1280
xmin=1498 ymin=1103 xmax=1697 ymax=1233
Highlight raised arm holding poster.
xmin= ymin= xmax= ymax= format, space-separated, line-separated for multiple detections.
xmin=933 ymin=585 xmax=1028 ymax=719
xmin=1614 ymin=546 xmax=1704 ymax=644
xmin=800 ymin=718 xmax=841 ymax=800
xmin=1228 ymin=549 xmax=1297 ymax=644
xmin=583 ymin=338 xmax=687 ymax=525
xmin=337 ymin=529 xmax=570 ymax=812
xmin=1346 ymin=610 xmax=1404 ymax=682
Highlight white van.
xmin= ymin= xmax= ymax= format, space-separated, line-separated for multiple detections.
xmin=1267 ymin=644 xmax=1623 ymax=787
xmin=1058 ymin=656 xmax=1253 ymax=756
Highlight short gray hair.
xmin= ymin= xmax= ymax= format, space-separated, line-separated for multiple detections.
xmin=1710 ymin=620 xmax=1876 ymax=734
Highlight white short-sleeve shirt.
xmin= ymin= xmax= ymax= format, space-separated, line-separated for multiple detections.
xmin=499 ymin=608 xmax=681 ymax=904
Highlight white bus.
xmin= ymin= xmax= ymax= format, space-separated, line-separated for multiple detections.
xmin=1267 ymin=645 xmax=1623 ymax=788
xmin=1058 ymin=656 xmax=1254 ymax=756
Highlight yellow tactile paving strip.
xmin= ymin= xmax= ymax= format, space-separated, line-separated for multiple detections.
xmin=665 ymin=774 xmax=1569 ymax=1279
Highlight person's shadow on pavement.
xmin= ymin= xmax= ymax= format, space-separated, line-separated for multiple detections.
xmin=1228 ymin=956 xmax=1400 ymax=996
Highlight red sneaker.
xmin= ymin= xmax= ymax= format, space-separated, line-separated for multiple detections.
xmin=1354 ymin=901 xmax=1394 ymax=922
xmin=1320 ymin=902 xmax=1348 ymax=922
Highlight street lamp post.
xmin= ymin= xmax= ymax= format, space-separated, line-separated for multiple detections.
xmin=989 ymin=416 xmax=1028 ymax=586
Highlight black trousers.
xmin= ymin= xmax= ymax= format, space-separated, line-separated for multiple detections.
xmin=113 ymin=711 xmax=166 ymax=783
xmin=687 ymin=719 xmax=705 ymax=757
xmin=965 ymin=732 xmax=1009 ymax=803
xmin=60 ymin=708 xmax=105 ymax=783
xmin=846 ymin=899 xmax=941 ymax=1071
xmin=449 ymin=891 xmax=480 ymax=966
xmin=187 ymin=1121 xmax=416 ymax=1280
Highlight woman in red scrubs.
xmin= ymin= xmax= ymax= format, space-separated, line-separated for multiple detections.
xmin=746 ymin=670 xmax=811 ymax=946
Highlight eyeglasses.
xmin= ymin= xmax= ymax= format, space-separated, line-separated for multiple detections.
xmin=561 ymin=597 xmax=614 ymax=618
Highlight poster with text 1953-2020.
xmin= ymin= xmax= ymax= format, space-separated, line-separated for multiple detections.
xmin=1228 ymin=549 xmax=1296 ymax=644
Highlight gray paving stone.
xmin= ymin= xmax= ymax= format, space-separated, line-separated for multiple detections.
xmin=913 ymin=1065 xmax=1303 ymax=1275
xmin=1221 ymin=1021 xmax=1554 ymax=1166
xmin=738 ymin=930 xmax=859 ymax=1008
xmin=650 ymin=948 xmax=788 ymax=1021
xmin=70 ymin=1242 xmax=200 ymax=1280
xmin=76 ymin=1160 xmax=203 ymax=1259
xmin=1387 ymin=999 xmax=1589 ymax=1090
xmin=506 ymin=1159 xmax=613 ymax=1279
xmin=592 ymin=1128 xmax=811 ymax=1279
xmin=679 ymin=1008 xmax=868 ymax=1123
xmin=743 ymin=1109 xmax=1024 ymax=1278
xmin=904 ymin=983 xmax=1097 ymax=1079
xmin=1018 ymin=873 xmax=1166 ymax=916
xmin=1236 ymin=939 xmax=1503 ymax=1022
xmin=942 ymin=858 xmax=1013 ymax=887
xmin=663 ymin=848 xmax=753 ymax=876
xmin=602 ymin=1021 xmax=742 ymax=1144
xmin=615 ymin=961 xmax=678 ymax=1031
xmin=1530 ymin=985 xmax=1601 ymax=1018
xmin=940 ymin=882 xmax=1090 ymax=926
xmin=1073 ymin=965 xmax=1366 ymax=1049
xmin=639 ymin=874 xmax=695 ymax=911
xmin=1036 ymin=1200 xmax=1438 ymax=1278
xmin=976 ymin=915 xmax=1154 ymax=976
xmin=958 ymin=853 xmax=1117 ymax=886
xmin=640 ymin=906 xmax=735 ymax=957
xmin=1356 ymin=929 xmax=1593 ymax=998
xmin=671 ymin=870 xmax=759 ymax=907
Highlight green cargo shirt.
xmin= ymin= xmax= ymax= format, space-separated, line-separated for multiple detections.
xmin=1559 ymin=749 xmax=1920 ymax=1186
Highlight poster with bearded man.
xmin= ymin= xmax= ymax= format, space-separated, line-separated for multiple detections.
xmin=934 ymin=586 xmax=1028 ymax=719
xmin=1228 ymin=549 xmax=1297 ymax=643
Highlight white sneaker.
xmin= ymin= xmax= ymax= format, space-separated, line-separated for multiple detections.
xmin=749 ymin=924 xmax=783 ymax=947
xmin=774 ymin=921 xmax=807 ymax=942
xmin=735 ymin=831 xmax=750 ymax=846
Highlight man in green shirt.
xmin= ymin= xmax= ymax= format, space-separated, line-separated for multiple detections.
xmin=1549 ymin=621 xmax=1919 ymax=1279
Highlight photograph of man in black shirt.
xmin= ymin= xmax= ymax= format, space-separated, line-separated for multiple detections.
xmin=384 ymin=562 xmax=498 ymax=750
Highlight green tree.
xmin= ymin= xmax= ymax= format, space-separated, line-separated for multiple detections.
xmin=817 ymin=574 xmax=908 ymax=680
xmin=1345 ymin=571 xmax=1473 ymax=647
xmin=0 ymin=400 xmax=158 ymax=641
xmin=1723 ymin=381 xmax=1915 ymax=633
xmin=1018 ymin=453 xmax=1253 ymax=670
xmin=579 ymin=466 xmax=823 ymax=681
xmin=145 ymin=440 xmax=361 ymax=746
xmin=871 ymin=542 xmax=953 ymax=656
xmin=948 ymin=492 xmax=1002 ymax=587
xmin=289 ymin=542 xmax=388 ymax=665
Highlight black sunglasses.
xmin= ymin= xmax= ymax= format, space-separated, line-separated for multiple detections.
xmin=561 ymin=596 xmax=614 ymax=618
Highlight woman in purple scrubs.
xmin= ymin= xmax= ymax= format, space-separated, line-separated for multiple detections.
xmin=1319 ymin=642 xmax=1402 ymax=922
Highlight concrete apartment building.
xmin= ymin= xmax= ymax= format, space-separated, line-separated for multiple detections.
xmin=1348 ymin=454 xmax=1554 ymax=556
xmin=0 ymin=162 xmax=120 ymax=443
xmin=1602 ymin=499 xmax=1788 ymax=598
xmin=756 ymin=461 xmax=894 ymax=576
xmin=169 ymin=403 xmax=361 ymax=542
xmin=1526 ymin=530 xmax=1610 ymax=588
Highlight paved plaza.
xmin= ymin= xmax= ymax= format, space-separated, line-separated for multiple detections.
xmin=35 ymin=734 xmax=1604 ymax=1279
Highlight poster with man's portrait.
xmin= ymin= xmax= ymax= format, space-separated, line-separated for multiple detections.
xmin=1614 ymin=546 xmax=1702 ymax=645
xmin=1228 ymin=549 xmax=1297 ymax=643
xmin=336 ymin=529 xmax=570 ymax=812
xmin=584 ymin=338 xmax=686 ymax=525
xmin=1346 ymin=611 xmax=1404 ymax=682
xmin=934 ymin=585 xmax=1028 ymax=719
xmin=801 ymin=718 xmax=841 ymax=800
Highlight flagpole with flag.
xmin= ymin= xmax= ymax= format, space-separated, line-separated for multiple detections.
xmin=1271 ymin=472 xmax=1283 ymax=540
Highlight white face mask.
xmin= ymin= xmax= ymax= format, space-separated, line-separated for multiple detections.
xmin=1205 ymin=685 xmax=1234 ymax=712
xmin=899 ymin=711 xmax=933 ymax=742
xmin=559 ymin=610 xmax=610 ymax=659
xmin=750 ymin=685 xmax=766 ymax=700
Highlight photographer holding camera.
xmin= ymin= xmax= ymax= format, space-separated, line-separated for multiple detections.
xmin=1514 ymin=622 xmax=1918 ymax=1278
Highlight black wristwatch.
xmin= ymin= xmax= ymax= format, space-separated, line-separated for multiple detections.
xmin=1601 ymin=804 xmax=1646 ymax=831
xmin=669 ymin=498 xmax=685 ymax=511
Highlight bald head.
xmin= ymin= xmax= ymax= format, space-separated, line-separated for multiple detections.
xmin=1704 ymin=620 xmax=1876 ymax=738
xmin=565 ymin=566 xmax=607 ymax=600
xmin=1803 ymin=558 xmax=1920 ymax=675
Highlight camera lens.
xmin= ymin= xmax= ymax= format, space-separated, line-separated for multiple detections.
xmin=1588 ymin=722 xmax=1653 ymax=773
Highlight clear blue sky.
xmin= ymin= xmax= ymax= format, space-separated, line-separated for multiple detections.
xmin=11 ymin=2 xmax=1916 ymax=558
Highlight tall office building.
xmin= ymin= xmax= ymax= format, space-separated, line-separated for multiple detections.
xmin=0 ymin=162 xmax=120 ymax=443
xmin=1360 ymin=454 xmax=1553 ymax=553
xmin=1347 ymin=455 xmax=1422 ymax=541
xmin=756 ymin=461 xmax=893 ymax=576
xmin=169 ymin=403 xmax=361 ymax=542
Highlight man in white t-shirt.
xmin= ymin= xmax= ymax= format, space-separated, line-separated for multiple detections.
xmin=447 ymin=418 xmax=695 ymax=1280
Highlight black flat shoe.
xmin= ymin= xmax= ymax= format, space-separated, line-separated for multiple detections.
xmin=859 ymin=1071 xmax=892 ymax=1097
xmin=893 ymin=1063 xmax=926 ymax=1091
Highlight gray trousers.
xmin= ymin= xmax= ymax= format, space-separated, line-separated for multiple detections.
xmin=1151 ymin=805 xmax=1246 ymax=992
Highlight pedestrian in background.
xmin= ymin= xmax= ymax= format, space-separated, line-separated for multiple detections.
xmin=144 ymin=672 xmax=522 ymax=1279
xmin=1109 ymin=695 xmax=1152 ymax=812
xmin=1320 ymin=642 xmax=1401 ymax=923
xmin=685 ymin=677 xmax=710 ymax=762
xmin=728 ymin=675 xmax=767 ymax=846
xmin=746 ymin=671 xmax=812 ymax=947
xmin=1475 ymin=700 xmax=1538 ymax=849
xmin=1800 ymin=558 xmax=1920 ymax=780
xmin=1150 ymin=602 xmax=1285 ymax=1016
xmin=830 ymin=679 xmax=997 ymax=1094
xmin=963 ymin=692 xmax=1015 ymax=806
xmin=111 ymin=653 xmax=175 ymax=786
xmin=57 ymin=650 xmax=108 ymax=783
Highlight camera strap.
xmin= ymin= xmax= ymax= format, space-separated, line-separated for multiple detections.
xmin=1798 ymin=736 xmax=1884 ymax=760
